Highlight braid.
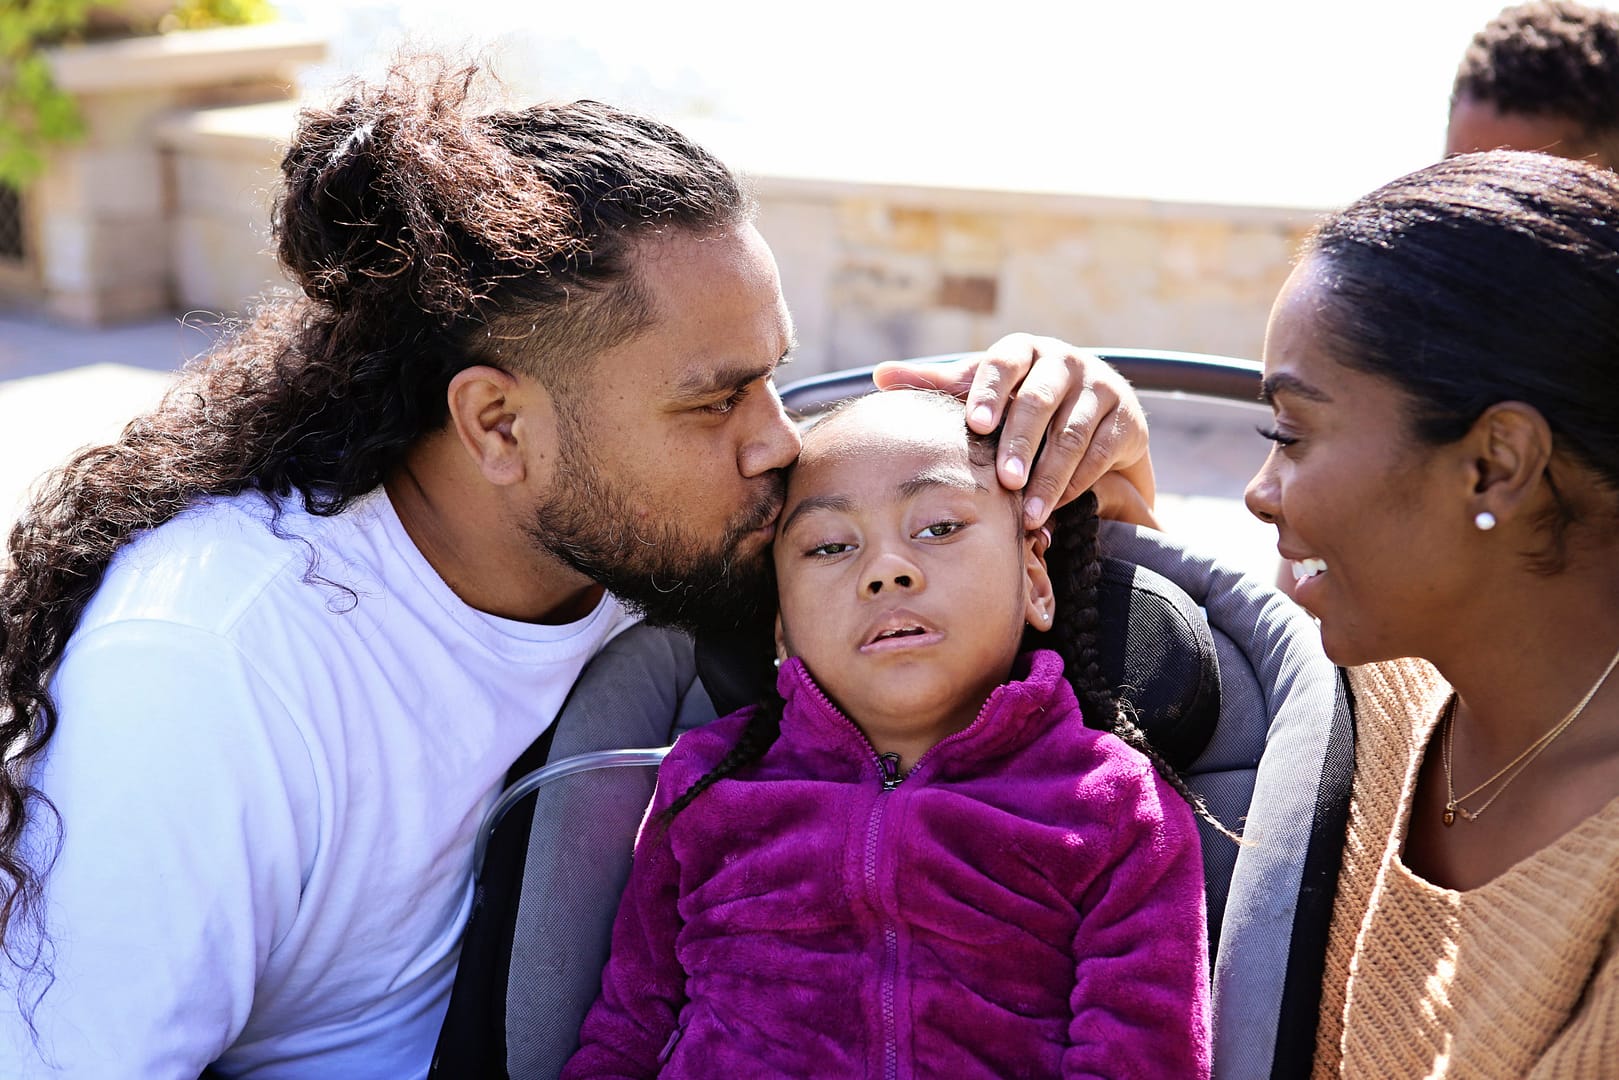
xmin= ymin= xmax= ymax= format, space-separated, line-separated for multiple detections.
xmin=1035 ymin=493 xmax=1237 ymax=841
xmin=663 ymin=695 xmax=783 ymax=820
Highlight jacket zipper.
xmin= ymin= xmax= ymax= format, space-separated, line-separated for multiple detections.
xmin=865 ymin=754 xmax=901 ymax=1080
xmin=795 ymin=667 xmax=1015 ymax=1080
xmin=877 ymin=751 xmax=903 ymax=790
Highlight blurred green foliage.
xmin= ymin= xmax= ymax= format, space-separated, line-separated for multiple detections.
xmin=1 ymin=0 xmax=274 ymax=190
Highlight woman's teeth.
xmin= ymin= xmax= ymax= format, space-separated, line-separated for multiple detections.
xmin=1292 ymin=557 xmax=1328 ymax=583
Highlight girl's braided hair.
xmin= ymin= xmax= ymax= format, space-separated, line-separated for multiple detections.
xmin=1035 ymin=491 xmax=1229 ymax=837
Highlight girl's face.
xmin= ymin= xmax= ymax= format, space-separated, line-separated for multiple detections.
xmin=1244 ymin=260 xmax=1480 ymax=666
xmin=773 ymin=392 xmax=1053 ymax=740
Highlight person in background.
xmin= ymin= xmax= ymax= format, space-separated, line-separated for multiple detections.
xmin=1446 ymin=1 xmax=1619 ymax=168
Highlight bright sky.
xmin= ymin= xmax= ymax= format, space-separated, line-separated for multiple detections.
xmin=273 ymin=0 xmax=1618 ymax=208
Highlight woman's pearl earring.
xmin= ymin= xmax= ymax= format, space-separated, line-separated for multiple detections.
xmin=1474 ymin=511 xmax=1497 ymax=531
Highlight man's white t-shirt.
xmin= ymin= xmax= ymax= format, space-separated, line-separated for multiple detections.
xmin=0 ymin=488 xmax=634 ymax=1078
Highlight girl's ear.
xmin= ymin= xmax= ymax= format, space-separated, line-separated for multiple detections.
xmin=774 ymin=612 xmax=789 ymax=662
xmin=1022 ymin=528 xmax=1055 ymax=631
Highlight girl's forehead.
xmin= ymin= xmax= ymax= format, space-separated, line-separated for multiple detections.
xmin=786 ymin=403 xmax=1005 ymax=514
xmin=796 ymin=401 xmax=972 ymax=478
xmin=802 ymin=391 xmax=967 ymax=451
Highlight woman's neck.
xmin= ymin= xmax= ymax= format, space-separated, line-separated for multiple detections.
xmin=1428 ymin=557 xmax=1619 ymax=757
xmin=1401 ymin=556 xmax=1619 ymax=891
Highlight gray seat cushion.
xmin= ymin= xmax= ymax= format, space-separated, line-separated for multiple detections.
xmin=1100 ymin=522 xmax=1351 ymax=1080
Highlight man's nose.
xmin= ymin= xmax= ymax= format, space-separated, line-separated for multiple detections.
xmin=739 ymin=382 xmax=802 ymax=478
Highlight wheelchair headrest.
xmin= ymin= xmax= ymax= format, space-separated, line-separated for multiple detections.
xmin=694 ymin=554 xmax=1220 ymax=772
xmin=1095 ymin=556 xmax=1220 ymax=770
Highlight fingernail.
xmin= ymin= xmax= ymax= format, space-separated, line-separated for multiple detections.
xmin=1025 ymin=496 xmax=1045 ymax=523
xmin=971 ymin=404 xmax=993 ymax=428
xmin=1004 ymin=457 xmax=1025 ymax=481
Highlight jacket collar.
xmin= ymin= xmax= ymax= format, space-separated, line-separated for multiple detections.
xmin=772 ymin=649 xmax=1081 ymax=783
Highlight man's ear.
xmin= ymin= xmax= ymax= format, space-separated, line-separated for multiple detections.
xmin=1465 ymin=401 xmax=1555 ymax=527
xmin=446 ymin=366 xmax=555 ymax=488
xmin=1023 ymin=529 xmax=1056 ymax=631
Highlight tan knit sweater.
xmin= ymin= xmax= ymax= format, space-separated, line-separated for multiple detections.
xmin=1313 ymin=659 xmax=1619 ymax=1078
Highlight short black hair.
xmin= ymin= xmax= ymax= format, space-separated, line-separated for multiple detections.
xmin=1452 ymin=1 xmax=1619 ymax=134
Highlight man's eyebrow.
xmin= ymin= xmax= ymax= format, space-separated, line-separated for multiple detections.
xmin=1258 ymin=373 xmax=1332 ymax=405
xmin=779 ymin=494 xmax=853 ymax=536
xmin=897 ymin=468 xmax=985 ymax=499
xmin=673 ymin=346 xmax=794 ymax=400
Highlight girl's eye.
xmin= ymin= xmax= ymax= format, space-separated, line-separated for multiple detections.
xmin=915 ymin=521 xmax=963 ymax=539
xmin=807 ymin=541 xmax=855 ymax=557
xmin=1255 ymin=424 xmax=1299 ymax=448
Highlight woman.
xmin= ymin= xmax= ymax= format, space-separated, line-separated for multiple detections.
xmin=1245 ymin=150 xmax=1619 ymax=1077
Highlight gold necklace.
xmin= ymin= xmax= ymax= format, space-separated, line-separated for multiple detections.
xmin=1441 ymin=642 xmax=1619 ymax=827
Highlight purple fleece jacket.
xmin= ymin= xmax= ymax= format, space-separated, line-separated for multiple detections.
xmin=563 ymin=649 xmax=1211 ymax=1079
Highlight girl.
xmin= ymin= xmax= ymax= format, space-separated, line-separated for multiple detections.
xmin=1244 ymin=151 xmax=1619 ymax=1077
xmin=564 ymin=389 xmax=1211 ymax=1078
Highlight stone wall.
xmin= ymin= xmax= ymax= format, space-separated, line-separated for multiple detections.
xmin=16 ymin=64 xmax=1327 ymax=366
xmin=756 ymin=176 xmax=1323 ymax=377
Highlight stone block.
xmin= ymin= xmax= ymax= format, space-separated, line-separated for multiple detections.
xmin=169 ymin=149 xmax=278 ymax=220
xmin=828 ymin=308 xmax=929 ymax=370
xmin=33 ymin=148 xmax=166 ymax=219
xmin=1223 ymin=228 xmax=1292 ymax=282
xmin=903 ymin=308 xmax=982 ymax=361
xmin=836 ymin=198 xmax=896 ymax=251
xmin=1004 ymin=215 xmax=1093 ymax=261
xmin=831 ymin=254 xmax=939 ymax=313
xmin=45 ymin=24 xmax=326 ymax=98
xmin=998 ymin=252 xmax=1105 ymax=347
xmin=75 ymin=89 xmax=181 ymax=149
xmin=37 ymin=214 xmax=169 ymax=293
xmin=171 ymin=214 xmax=284 ymax=316
xmin=936 ymin=273 xmax=998 ymax=315
xmin=47 ymin=280 xmax=171 ymax=325
xmin=886 ymin=207 xmax=941 ymax=255
xmin=939 ymin=211 xmax=1003 ymax=267
xmin=1158 ymin=220 xmax=1234 ymax=282
xmin=1088 ymin=219 xmax=1161 ymax=270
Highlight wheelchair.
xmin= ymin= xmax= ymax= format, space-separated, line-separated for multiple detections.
xmin=431 ymin=351 xmax=1350 ymax=1080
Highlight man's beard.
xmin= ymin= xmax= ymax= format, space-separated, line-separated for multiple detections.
xmin=526 ymin=437 xmax=783 ymax=636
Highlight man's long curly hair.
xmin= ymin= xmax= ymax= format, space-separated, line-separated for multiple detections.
xmin=0 ymin=60 xmax=749 ymax=971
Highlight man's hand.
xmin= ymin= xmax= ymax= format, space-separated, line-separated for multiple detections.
xmin=873 ymin=334 xmax=1157 ymax=528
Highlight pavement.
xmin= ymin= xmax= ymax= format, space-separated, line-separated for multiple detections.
xmin=0 ymin=312 xmax=1280 ymax=581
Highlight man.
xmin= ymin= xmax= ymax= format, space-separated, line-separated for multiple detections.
xmin=0 ymin=63 xmax=1152 ymax=1077
xmin=1446 ymin=1 xmax=1619 ymax=168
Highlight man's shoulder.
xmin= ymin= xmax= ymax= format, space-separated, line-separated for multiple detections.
xmin=77 ymin=489 xmax=376 ymax=640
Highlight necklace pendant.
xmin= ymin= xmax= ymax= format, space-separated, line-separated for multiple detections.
xmin=1442 ymin=806 xmax=1456 ymax=827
